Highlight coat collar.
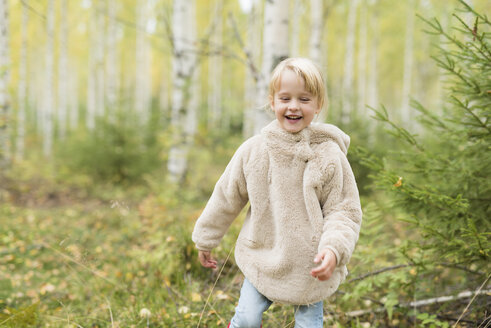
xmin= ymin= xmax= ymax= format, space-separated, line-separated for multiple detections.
xmin=261 ymin=120 xmax=350 ymax=160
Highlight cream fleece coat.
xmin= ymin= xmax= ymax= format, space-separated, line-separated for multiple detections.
xmin=192 ymin=120 xmax=362 ymax=305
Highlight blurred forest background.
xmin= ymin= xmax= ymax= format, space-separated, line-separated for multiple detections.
xmin=0 ymin=0 xmax=490 ymax=327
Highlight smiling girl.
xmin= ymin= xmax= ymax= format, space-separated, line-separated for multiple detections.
xmin=192 ymin=57 xmax=362 ymax=328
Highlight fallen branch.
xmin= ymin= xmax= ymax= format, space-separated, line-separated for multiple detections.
xmin=346 ymin=262 xmax=487 ymax=284
xmin=346 ymin=288 xmax=491 ymax=318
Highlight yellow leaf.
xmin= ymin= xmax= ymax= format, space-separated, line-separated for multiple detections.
xmin=191 ymin=292 xmax=202 ymax=302
xmin=214 ymin=290 xmax=231 ymax=300
xmin=40 ymin=283 xmax=56 ymax=295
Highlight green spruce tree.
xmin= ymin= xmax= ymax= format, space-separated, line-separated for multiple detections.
xmin=359 ymin=0 xmax=490 ymax=325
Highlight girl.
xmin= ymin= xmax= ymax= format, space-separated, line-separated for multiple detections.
xmin=192 ymin=57 xmax=362 ymax=328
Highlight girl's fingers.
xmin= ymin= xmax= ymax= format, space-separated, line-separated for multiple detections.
xmin=311 ymin=249 xmax=336 ymax=279
xmin=198 ymin=251 xmax=217 ymax=269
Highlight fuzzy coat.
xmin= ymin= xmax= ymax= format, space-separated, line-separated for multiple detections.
xmin=192 ymin=120 xmax=362 ymax=305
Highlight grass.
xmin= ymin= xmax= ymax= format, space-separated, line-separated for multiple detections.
xmin=0 ymin=161 xmax=486 ymax=327
xmin=0 ymin=176 xmax=399 ymax=327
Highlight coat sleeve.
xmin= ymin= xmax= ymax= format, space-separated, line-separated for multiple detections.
xmin=191 ymin=139 xmax=251 ymax=252
xmin=318 ymin=150 xmax=362 ymax=267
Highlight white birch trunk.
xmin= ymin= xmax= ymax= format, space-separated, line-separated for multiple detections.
xmin=95 ymin=0 xmax=106 ymax=119
xmin=341 ymin=0 xmax=359 ymax=124
xmin=86 ymin=5 xmax=96 ymax=130
xmin=187 ymin=66 xmax=199 ymax=137
xmin=0 ymin=0 xmax=10 ymax=167
xmin=254 ymin=0 xmax=289 ymax=134
xmin=167 ymin=0 xmax=197 ymax=183
xmin=290 ymin=0 xmax=302 ymax=57
xmin=43 ymin=0 xmax=55 ymax=156
xmin=242 ymin=0 xmax=261 ymax=138
xmin=309 ymin=0 xmax=323 ymax=65
xmin=186 ymin=0 xmax=199 ymax=137
xmin=58 ymin=0 xmax=68 ymax=139
xmin=367 ymin=0 xmax=379 ymax=110
xmin=135 ymin=1 xmax=153 ymax=123
xmin=207 ymin=2 xmax=222 ymax=130
xmin=106 ymin=0 xmax=120 ymax=121
xmin=309 ymin=0 xmax=326 ymax=122
xmin=69 ymin=67 xmax=79 ymax=130
xmin=401 ymin=0 xmax=415 ymax=125
xmin=357 ymin=0 xmax=368 ymax=117
xmin=33 ymin=54 xmax=44 ymax=134
xmin=16 ymin=2 xmax=28 ymax=161
xmin=435 ymin=6 xmax=448 ymax=114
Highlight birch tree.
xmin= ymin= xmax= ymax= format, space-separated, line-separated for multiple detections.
xmin=135 ymin=0 xmax=153 ymax=123
xmin=254 ymin=0 xmax=289 ymax=134
xmin=0 ymin=0 xmax=9 ymax=168
xmin=401 ymin=0 xmax=415 ymax=125
xmin=87 ymin=1 xmax=105 ymax=130
xmin=366 ymin=0 xmax=379 ymax=110
xmin=16 ymin=2 xmax=28 ymax=161
xmin=167 ymin=0 xmax=197 ymax=183
xmin=69 ymin=67 xmax=79 ymax=130
xmin=106 ymin=0 xmax=119 ymax=121
xmin=309 ymin=0 xmax=323 ymax=65
xmin=242 ymin=0 xmax=261 ymax=138
xmin=290 ymin=0 xmax=303 ymax=56
xmin=341 ymin=0 xmax=359 ymax=124
xmin=207 ymin=2 xmax=223 ymax=130
xmin=357 ymin=0 xmax=368 ymax=117
xmin=58 ymin=0 xmax=68 ymax=139
xmin=86 ymin=5 xmax=96 ymax=130
xmin=43 ymin=0 xmax=55 ymax=156
xmin=309 ymin=0 xmax=326 ymax=122
xmin=186 ymin=1 xmax=199 ymax=138
xmin=95 ymin=0 xmax=105 ymax=120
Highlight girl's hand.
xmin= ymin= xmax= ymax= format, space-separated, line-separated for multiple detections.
xmin=198 ymin=250 xmax=217 ymax=269
xmin=310 ymin=248 xmax=337 ymax=281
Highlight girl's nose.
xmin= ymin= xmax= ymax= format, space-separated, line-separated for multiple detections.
xmin=288 ymin=99 xmax=300 ymax=110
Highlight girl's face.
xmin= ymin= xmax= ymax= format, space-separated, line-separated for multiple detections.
xmin=270 ymin=69 xmax=320 ymax=133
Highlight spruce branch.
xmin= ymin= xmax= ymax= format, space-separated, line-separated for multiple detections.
xmin=450 ymin=95 xmax=491 ymax=133
xmin=456 ymin=0 xmax=491 ymax=26
xmin=368 ymin=105 xmax=423 ymax=151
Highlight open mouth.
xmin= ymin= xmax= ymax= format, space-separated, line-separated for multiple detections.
xmin=285 ymin=115 xmax=302 ymax=120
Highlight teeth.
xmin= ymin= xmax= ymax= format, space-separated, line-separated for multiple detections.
xmin=286 ymin=115 xmax=301 ymax=120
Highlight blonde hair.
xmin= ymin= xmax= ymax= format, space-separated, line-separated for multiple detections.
xmin=269 ymin=57 xmax=327 ymax=110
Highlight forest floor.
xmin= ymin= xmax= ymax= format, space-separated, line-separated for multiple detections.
xmin=1 ymin=174 xmax=486 ymax=327
xmin=0 ymin=176 xmax=317 ymax=327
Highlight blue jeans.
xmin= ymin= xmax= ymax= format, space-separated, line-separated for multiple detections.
xmin=229 ymin=278 xmax=324 ymax=328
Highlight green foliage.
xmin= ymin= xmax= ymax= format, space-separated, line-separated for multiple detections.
xmin=57 ymin=109 xmax=164 ymax=184
xmin=415 ymin=312 xmax=449 ymax=328
xmin=354 ymin=0 xmax=490 ymax=324
xmin=0 ymin=303 xmax=39 ymax=328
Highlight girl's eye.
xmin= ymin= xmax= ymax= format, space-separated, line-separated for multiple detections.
xmin=280 ymin=97 xmax=290 ymax=101
xmin=300 ymin=98 xmax=310 ymax=102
